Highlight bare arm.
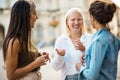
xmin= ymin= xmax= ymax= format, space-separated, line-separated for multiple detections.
xmin=6 ymin=39 xmax=47 ymax=80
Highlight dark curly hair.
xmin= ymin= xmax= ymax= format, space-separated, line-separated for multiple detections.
xmin=89 ymin=1 xmax=116 ymax=24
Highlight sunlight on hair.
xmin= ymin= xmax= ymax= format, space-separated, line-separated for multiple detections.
xmin=112 ymin=0 xmax=120 ymax=8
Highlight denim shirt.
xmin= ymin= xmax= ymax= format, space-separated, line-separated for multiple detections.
xmin=79 ymin=27 xmax=120 ymax=80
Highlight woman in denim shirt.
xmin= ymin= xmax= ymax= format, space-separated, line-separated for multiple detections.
xmin=76 ymin=1 xmax=120 ymax=80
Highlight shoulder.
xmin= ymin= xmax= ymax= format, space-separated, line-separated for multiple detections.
xmin=8 ymin=38 xmax=20 ymax=51
xmin=84 ymin=33 xmax=92 ymax=37
xmin=81 ymin=33 xmax=92 ymax=41
xmin=94 ymin=32 xmax=110 ymax=46
xmin=9 ymin=38 xmax=19 ymax=46
xmin=6 ymin=38 xmax=20 ymax=60
xmin=55 ymin=34 xmax=70 ymax=46
xmin=82 ymin=32 xmax=92 ymax=38
xmin=56 ymin=34 xmax=69 ymax=42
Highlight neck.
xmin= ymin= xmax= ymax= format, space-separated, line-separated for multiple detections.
xmin=70 ymin=32 xmax=82 ymax=40
xmin=95 ymin=22 xmax=106 ymax=31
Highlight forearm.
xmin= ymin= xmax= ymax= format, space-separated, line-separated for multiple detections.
xmin=7 ymin=61 xmax=37 ymax=80
xmin=80 ymin=68 xmax=99 ymax=80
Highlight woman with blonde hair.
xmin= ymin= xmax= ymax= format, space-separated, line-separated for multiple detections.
xmin=51 ymin=8 xmax=92 ymax=80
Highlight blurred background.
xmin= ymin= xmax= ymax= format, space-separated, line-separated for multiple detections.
xmin=0 ymin=0 xmax=120 ymax=80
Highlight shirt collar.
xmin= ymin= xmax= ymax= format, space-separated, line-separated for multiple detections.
xmin=92 ymin=27 xmax=109 ymax=39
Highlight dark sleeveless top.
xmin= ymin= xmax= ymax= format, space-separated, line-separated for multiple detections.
xmin=17 ymin=50 xmax=40 ymax=72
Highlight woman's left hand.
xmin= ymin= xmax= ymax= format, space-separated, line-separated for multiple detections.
xmin=38 ymin=52 xmax=50 ymax=62
xmin=73 ymin=38 xmax=85 ymax=52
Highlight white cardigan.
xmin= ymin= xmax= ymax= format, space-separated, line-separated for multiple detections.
xmin=51 ymin=33 xmax=92 ymax=80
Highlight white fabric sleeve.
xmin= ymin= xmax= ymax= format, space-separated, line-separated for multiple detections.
xmin=51 ymin=37 xmax=65 ymax=71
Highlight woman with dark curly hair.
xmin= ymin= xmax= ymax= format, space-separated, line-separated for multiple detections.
xmin=76 ymin=1 xmax=120 ymax=80
xmin=3 ymin=0 xmax=49 ymax=80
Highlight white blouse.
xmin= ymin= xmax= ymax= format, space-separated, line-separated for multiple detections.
xmin=51 ymin=33 xmax=92 ymax=80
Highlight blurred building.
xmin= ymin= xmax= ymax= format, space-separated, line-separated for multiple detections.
xmin=0 ymin=0 xmax=120 ymax=47
xmin=0 ymin=0 xmax=120 ymax=80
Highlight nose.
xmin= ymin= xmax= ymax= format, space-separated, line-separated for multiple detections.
xmin=36 ymin=15 xmax=38 ymax=20
xmin=75 ymin=20 xmax=78 ymax=24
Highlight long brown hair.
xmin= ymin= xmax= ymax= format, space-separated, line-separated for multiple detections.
xmin=3 ymin=0 xmax=31 ymax=61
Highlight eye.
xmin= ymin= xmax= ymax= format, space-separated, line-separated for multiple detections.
xmin=71 ymin=19 xmax=75 ymax=21
xmin=78 ymin=18 xmax=82 ymax=21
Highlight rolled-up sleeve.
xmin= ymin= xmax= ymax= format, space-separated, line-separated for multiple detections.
xmin=79 ymin=40 xmax=108 ymax=80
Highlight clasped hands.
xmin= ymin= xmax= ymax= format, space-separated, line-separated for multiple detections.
xmin=34 ymin=51 xmax=50 ymax=67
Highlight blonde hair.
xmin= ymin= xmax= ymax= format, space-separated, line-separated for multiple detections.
xmin=28 ymin=34 xmax=38 ymax=53
xmin=28 ymin=1 xmax=38 ymax=53
xmin=65 ymin=8 xmax=86 ymax=34
xmin=28 ymin=0 xmax=36 ymax=14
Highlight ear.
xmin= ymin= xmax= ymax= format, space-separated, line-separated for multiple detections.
xmin=90 ymin=15 xmax=94 ymax=21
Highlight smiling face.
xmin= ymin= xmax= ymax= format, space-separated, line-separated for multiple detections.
xmin=30 ymin=9 xmax=38 ymax=28
xmin=29 ymin=1 xmax=38 ymax=29
xmin=66 ymin=11 xmax=83 ymax=34
xmin=30 ymin=10 xmax=38 ymax=28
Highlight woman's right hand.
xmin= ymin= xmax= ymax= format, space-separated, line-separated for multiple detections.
xmin=55 ymin=48 xmax=65 ymax=56
xmin=34 ymin=54 xmax=48 ymax=67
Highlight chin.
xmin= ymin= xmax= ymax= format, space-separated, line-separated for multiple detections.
xmin=93 ymin=27 xmax=95 ymax=29
xmin=32 ymin=26 xmax=34 ymax=28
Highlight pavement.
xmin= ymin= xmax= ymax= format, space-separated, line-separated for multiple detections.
xmin=0 ymin=48 xmax=7 ymax=80
xmin=0 ymin=47 xmax=120 ymax=80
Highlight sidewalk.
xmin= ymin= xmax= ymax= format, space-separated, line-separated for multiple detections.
xmin=0 ymin=48 xmax=7 ymax=80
